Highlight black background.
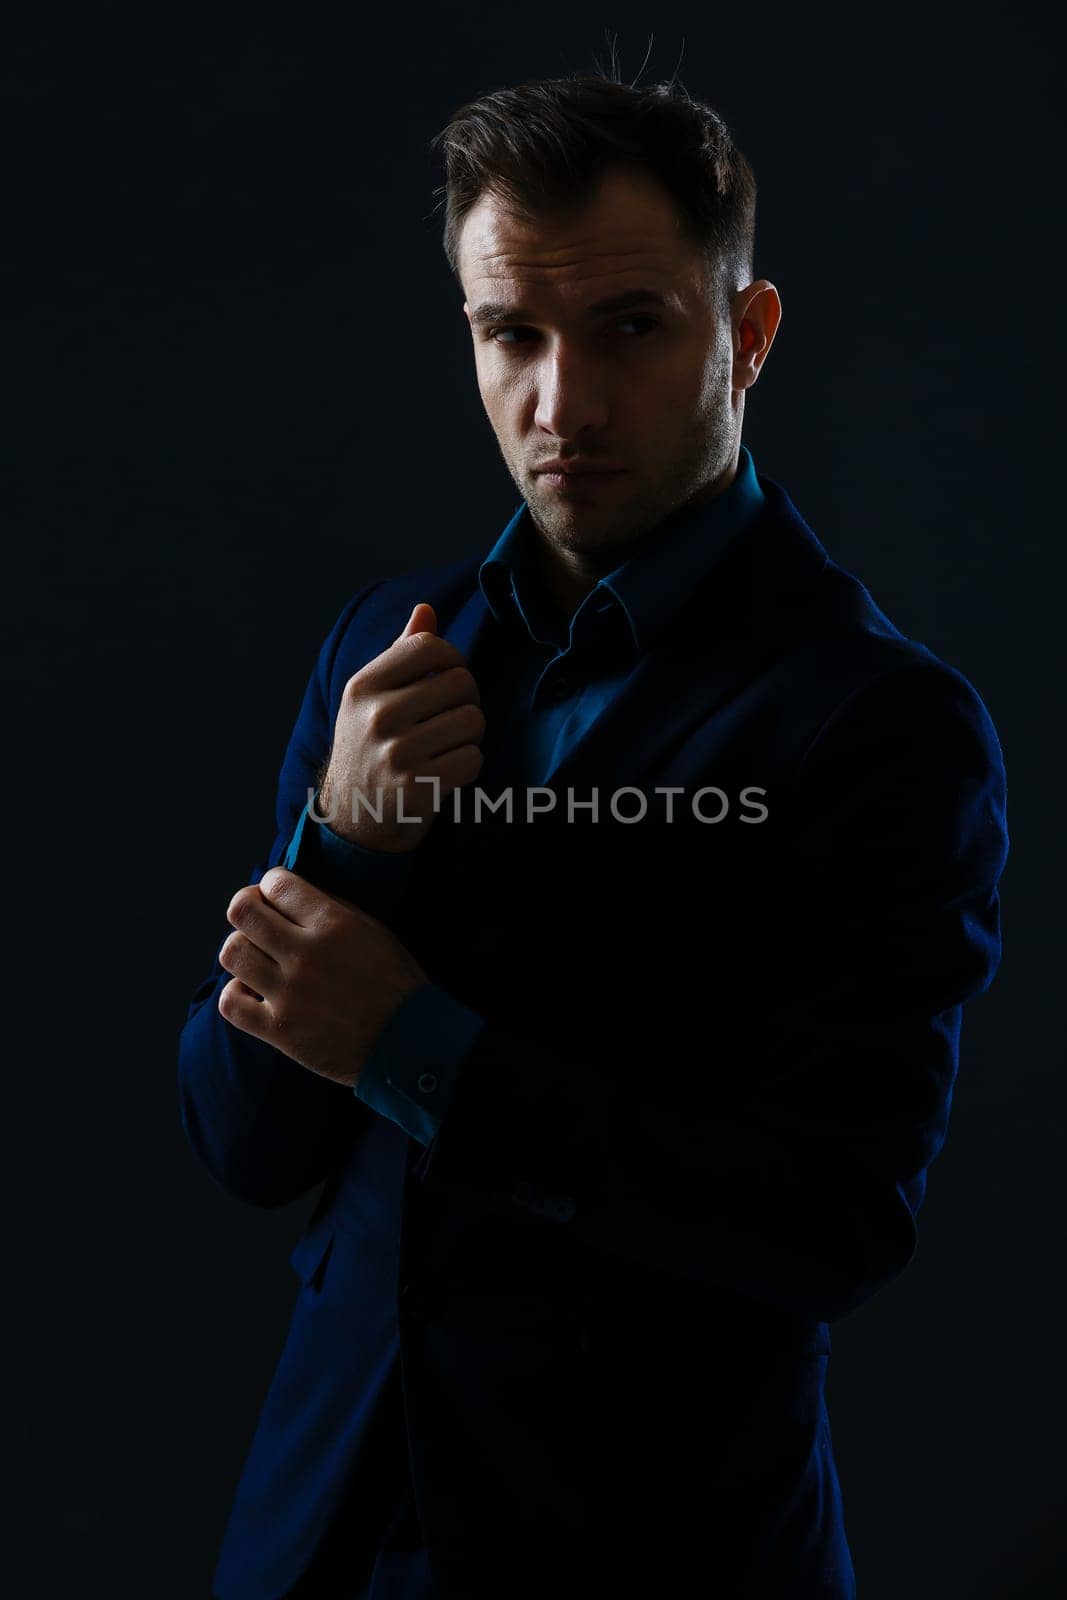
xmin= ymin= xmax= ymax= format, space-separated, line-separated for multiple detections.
xmin=5 ymin=6 xmax=1063 ymax=1595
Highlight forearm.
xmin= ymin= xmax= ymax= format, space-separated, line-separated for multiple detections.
xmin=177 ymin=836 xmax=370 ymax=1208
xmin=177 ymin=580 xmax=391 ymax=1206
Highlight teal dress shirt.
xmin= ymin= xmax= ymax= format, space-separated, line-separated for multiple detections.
xmin=283 ymin=445 xmax=767 ymax=1144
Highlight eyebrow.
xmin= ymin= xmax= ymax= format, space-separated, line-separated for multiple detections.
xmin=469 ymin=288 xmax=671 ymax=328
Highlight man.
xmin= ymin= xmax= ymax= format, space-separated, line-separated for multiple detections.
xmin=179 ymin=70 xmax=1009 ymax=1599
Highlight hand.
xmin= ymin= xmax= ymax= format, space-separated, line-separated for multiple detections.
xmin=217 ymin=867 xmax=430 ymax=1089
xmin=318 ymin=601 xmax=486 ymax=854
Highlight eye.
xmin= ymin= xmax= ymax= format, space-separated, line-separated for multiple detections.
xmin=489 ymin=316 xmax=660 ymax=348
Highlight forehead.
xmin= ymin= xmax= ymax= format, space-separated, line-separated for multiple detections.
xmin=458 ymin=166 xmax=704 ymax=303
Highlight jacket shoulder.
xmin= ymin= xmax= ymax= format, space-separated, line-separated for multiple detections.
xmin=746 ymin=476 xmax=1004 ymax=776
xmin=807 ymin=559 xmax=1002 ymax=758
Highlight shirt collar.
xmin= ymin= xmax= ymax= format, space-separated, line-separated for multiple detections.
xmin=478 ymin=444 xmax=766 ymax=660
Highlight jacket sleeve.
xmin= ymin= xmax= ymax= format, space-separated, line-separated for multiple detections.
xmin=285 ymin=798 xmax=481 ymax=1139
xmin=411 ymin=658 xmax=1010 ymax=1324
xmin=282 ymin=797 xmax=418 ymax=923
xmin=176 ymin=578 xmax=417 ymax=1209
xmin=355 ymin=980 xmax=487 ymax=1144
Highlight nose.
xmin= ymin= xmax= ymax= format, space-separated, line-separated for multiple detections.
xmin=533 ymin=347 xmax=610 ymax=440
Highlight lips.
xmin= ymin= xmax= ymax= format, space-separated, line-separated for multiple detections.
xmin=538 ymin=468 xmax=626 ymax=495
xmin=536 ymin=465 xmax=626 ymax=476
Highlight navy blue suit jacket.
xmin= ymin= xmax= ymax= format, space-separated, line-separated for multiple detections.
xmin=178 ymin=469 xmax=1008 ymax=1599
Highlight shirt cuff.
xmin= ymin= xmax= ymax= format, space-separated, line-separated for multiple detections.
xmin=283 ymin=799 xmax=417 ymax=920
xmin=355 ymin=982 xmax=488 ymax=1145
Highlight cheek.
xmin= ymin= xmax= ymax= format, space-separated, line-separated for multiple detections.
xmin=474 ymin=360 xmax=505 ymax=409
xmin=669 ymin=346 xmax=717 ymax=404
xmin=705 ymin=338 xmax=736 ymax=399
xmin=480 ymin=375 xmax=529 ymax=432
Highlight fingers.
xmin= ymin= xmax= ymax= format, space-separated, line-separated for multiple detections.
xmin=218 ymin=977 xmax=270 ymax=1034
xmin=374 ymin=664 xmax=483 ymax=736
xmin=360 ymin=628 xmax=470 ymax=693
xmin=229 ymin=870 xmax=336 ymax=939
xmin=400 ymin=602 xmax=437 ymax=638
xmin=219 ymin=930 xmax=278 ymax=995
xmin=414 ymin=741 xmax=485 ymax=792
xmin=227 ymin=882 xmax=303 ymax=951
xmin=401 ymin=701 xmax=487 ymax=763
xmin=408 ymin=662 xmax=482 ymax=717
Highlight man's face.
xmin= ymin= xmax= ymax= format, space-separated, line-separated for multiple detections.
xmin=458 ymin=166 xmax=758 ymax=565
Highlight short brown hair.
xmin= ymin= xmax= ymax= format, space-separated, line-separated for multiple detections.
xmin=427 ymin=65 xmax=757 ymax=315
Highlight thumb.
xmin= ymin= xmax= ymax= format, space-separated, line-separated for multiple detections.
xmin=400 ymin=602 xmax=437 ymax=640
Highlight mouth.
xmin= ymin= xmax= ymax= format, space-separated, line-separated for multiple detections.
xmin=537 ymin=469 xmax=627 ymax=495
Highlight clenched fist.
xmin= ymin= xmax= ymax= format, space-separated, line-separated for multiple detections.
xmin=317 ymin=602 xmax=486 ymax=853
xmin=218 ymin=868 xmax=430 ymax=1088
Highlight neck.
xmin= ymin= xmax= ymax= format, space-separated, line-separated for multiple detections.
xmin=528 ymin=446 xmax=743 ymax=625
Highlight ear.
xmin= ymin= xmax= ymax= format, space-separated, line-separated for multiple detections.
xmin=732 ymin=280 xmax=782 ymax=393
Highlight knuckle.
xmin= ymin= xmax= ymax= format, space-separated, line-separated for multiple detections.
xmin=227 ymin=886 xmax=255 ymax=919
xmin=450 ymin=664 xmax=479 ymax=699
xmin=379 ymin=733 xmax=402 ymax=771
xmin=425 ymin=638 xmax=461 ymax=670
xmin=267 ymin=984 xmax=293 ymax=1027
xmin=400 ymin=631 xmax=435 ymax=659
xmin=343 ymin=668 xmax=377 ymax=713
xmin=463 ymin=702 xmax=487 ymax=737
